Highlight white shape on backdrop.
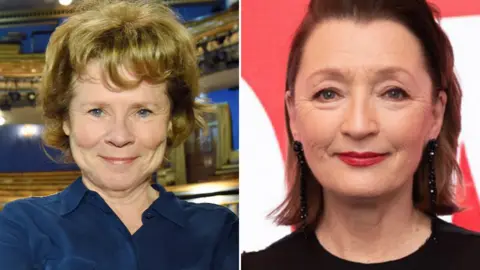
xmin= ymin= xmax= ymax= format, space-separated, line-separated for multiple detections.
xmin=239 ymin=78 xmax=290 ymax=252
xmin=441 ymin=15 xmax=480 ymax=192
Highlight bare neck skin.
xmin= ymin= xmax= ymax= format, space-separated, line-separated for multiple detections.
xmin=315 ymin=182 xmax=432 ymax=264
xmin=83 ymin=178 xmax=159 ymax=235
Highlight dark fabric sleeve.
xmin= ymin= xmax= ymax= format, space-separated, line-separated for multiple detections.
xmin=0 ymin=202 xmax=34 ymax=270
xmin=212 ymin=210 xmax=239 ymax=270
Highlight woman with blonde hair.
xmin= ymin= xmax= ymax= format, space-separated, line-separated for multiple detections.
xmin=243 ymin=0 xmax=480 ymax=269
xmin=0 ymin=1 xmax=238 ymax=269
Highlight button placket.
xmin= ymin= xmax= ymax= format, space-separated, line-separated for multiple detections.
xmin=144 ymin=212 xmax=154 ymax=220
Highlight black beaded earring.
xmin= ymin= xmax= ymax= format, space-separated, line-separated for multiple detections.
xmin=293 ymin=141 xmax=308 ymax=233
xmin=427 ymin=139 xmax=438 ymax=243
xmin=427 ymin=139 xmax=438 ymax=214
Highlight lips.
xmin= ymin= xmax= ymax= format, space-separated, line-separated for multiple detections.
xmin=100 ymin=156 xmax=138 ymax=165
xmin=337 ymin=152 xmax=388 ymax=167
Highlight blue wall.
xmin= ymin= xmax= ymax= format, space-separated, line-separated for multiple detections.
xmin=206 ymin=88 xmax=239 ymax=150
xmin=0 ymin=24 xmax=56 ymax=54
xmin=173 ymin=3 xmax=224 ymax=22
xmin=0 ymin=125 xmax=79 ymax=172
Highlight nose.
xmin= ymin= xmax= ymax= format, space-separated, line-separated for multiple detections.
xmin=105 ymin=116 xmax=135 ymax=148
xmin=340 ymin=94 xmax=379 ymax=140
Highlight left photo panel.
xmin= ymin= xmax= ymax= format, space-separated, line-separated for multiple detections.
xmin=0 ymin=0 xmax=239 ymax=269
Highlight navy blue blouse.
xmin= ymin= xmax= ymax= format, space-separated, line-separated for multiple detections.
xmin=0 ymin=177 xmax=239 ymax=270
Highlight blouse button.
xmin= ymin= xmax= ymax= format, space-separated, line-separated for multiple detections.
xmin=145 ymin=212 xmax=154 ymax=219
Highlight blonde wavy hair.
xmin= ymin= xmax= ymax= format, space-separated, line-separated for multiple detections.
xmin=39 ymin=0 xmax=208 ymax=162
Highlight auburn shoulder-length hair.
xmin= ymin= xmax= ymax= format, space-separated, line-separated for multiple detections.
xmin=39 ymin=0 xmax=207 ymax=162
xmin=273 ymin=0 xmax=463 ymax=228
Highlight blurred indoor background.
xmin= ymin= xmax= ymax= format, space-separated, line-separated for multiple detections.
xmin=0 ymin=0 xmax=239 ymax=214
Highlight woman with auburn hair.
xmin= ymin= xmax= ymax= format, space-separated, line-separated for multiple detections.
xmin=242 ymin=0 xmax=480 ymax=269
xmin=0 ymin=1 xmax=238 ymax=269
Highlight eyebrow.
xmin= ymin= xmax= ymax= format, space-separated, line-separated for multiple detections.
xmin=306 ymin=66 xmax=415 ymax=86
xmin=374 ymin=67 xmax=415 ymax=82
xmin=79 ymin=101 xmax=167 ymax=110
xmin=306 ymin=67 xmax=351 ymax=84
xmin=133 ymin=102 xmax=171 ymax=112
xmin=79 ymin=101 xmax=108 ymax=108
xmin=131 ymin=102 xmax=164 ymax=109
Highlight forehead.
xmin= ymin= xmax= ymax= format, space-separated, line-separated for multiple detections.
xmin=298 ymin=19 xmax=426 ymax=80
xmin=73 ymin=61 xmax=168 ymax=100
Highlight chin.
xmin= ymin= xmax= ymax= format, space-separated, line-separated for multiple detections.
xmin=328 ymin=183 xmax=401 ymax=202
xmin=96 ymin=172 xmax=147 ymax=191
xmin=339 ymin=189 xmax=387 ymax=200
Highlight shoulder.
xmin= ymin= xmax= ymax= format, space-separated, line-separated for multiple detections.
xmin=242 ymin=229 xmax=310 ymax=269
xmin=435 ymin=218 xmax=480 ymax=265
xmin=172 ymin=199 xmax=239 ymax=268
xmin=179 ymin=199 xmax=237 ymax=219
xmin=177 ymin=199 xmax=238 ymax=228
xmin=436 ymin=217 xmax=480 ymax=241
xmin=0 ymin=193 xmax=62 ymax=221
xmin=0 ymin=194 xmax=62 ymax=248
xmin=170 ymin=197 xmax=238 ymax=244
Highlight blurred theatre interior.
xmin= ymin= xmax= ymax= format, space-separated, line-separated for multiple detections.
xmin=0 ymin=0 xmax=239 ymax=214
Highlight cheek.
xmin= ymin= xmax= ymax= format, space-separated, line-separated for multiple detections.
xmin=134 ymin=119 xmax=169 ymax=149
xmin=295 ymin=104 xmax=341 ymax=149
xmin=379 ymin=105 xmax=431 ymax=148
xmin=71 ymin=119 xmax=105 ymax=149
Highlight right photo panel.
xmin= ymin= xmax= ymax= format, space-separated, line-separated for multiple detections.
xmin=240 ymin=0 xmax=480 ymax=268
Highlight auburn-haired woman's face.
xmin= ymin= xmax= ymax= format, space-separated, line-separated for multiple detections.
xmin=287 ymin=19 xmax=446 ymax=201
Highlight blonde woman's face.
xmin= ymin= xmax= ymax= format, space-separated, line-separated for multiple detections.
xmin=287 ymin=19 xmax=447 ymax=201
xmin=64 ymin=62 xmax=171 ymax=192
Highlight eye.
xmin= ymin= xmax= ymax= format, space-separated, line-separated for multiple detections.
xmin=88 ymin=108 xmax=104 ymax=117
xmin=383 ymin=87 xmax=409 ymax=100
xmin=313 ymin=88 xmax=340 ymax=102
xmin=137 ymin=108 xmax=153 ymax=118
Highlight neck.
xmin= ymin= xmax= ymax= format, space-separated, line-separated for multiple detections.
xmin=82 ymin=178 xmax=159 ymax=234
xmin=316 ymin=185 xmax=431 ymax=264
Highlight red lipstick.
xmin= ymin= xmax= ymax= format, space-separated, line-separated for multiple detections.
xmin=337 ymin=152 xmax=388 ymax=167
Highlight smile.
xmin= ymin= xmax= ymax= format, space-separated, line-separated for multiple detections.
xmin=100 ymin=156 xmax=138 ymax=165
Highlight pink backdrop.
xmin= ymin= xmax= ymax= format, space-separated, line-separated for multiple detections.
xmin=240 ymin=0 xmax=480 ymax=252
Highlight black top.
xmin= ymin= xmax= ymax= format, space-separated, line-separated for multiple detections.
xmin=242 ymin=218 xmax=480 ymax=270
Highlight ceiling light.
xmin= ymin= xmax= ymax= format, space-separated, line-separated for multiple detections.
xmin=19 ymin=125 xmax=39 ymax=137
xmin=59 ymin=0 xmax=73 ymax=6
xmin=27 ymin=92 xmax=36 ymax=101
